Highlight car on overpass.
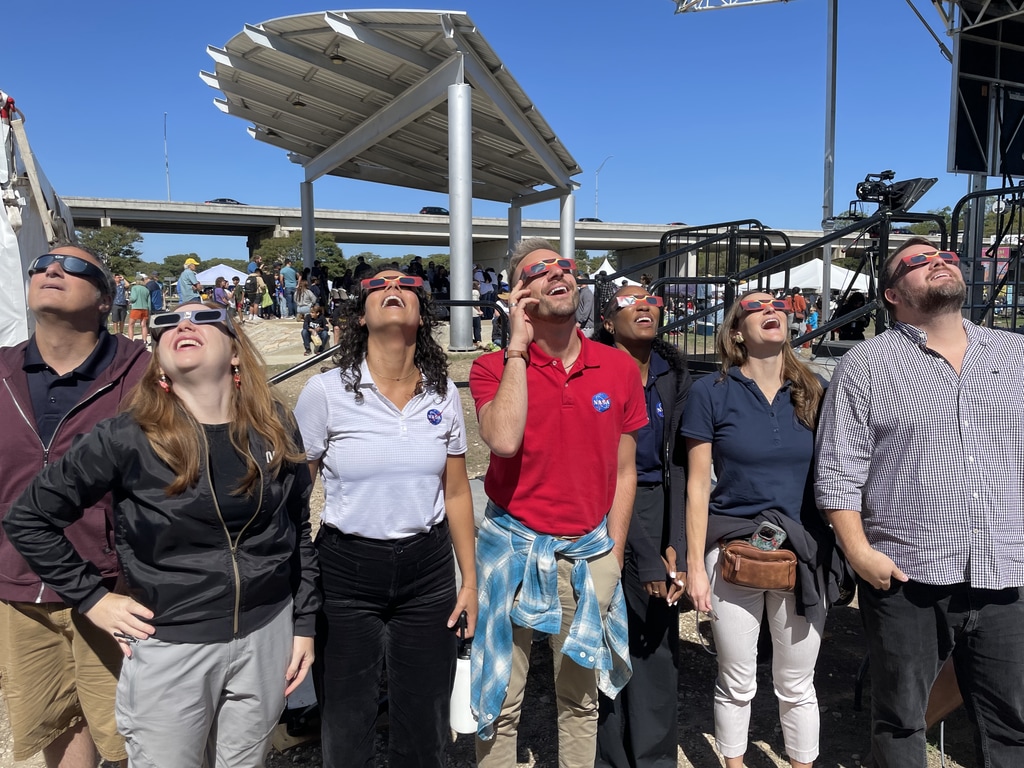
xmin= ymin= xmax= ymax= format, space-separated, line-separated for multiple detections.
xmin=205 ymin=198 xmax=246 ymax=205
xmin=419 ymin=206 xmax=448 ymax=215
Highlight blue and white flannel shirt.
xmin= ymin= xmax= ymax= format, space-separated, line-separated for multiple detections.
xmin=471 ymin=502 xmax=631 ymax=741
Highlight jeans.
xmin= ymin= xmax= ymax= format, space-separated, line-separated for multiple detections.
xmin=472 ymin=316 xmax=482 ymax=343
xmin=285 ymin=288 xmax=296 ymax=317
xmin=314 ymin=522 xmax=457 ymax=768
xmin=859 ymin=578 xmax=1024 ymax=768
xmin=301 ymin=328 xmax=329 ymax=353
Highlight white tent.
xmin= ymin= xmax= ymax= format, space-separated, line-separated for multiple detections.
xmin=740 ymin=258 xmax=869 ymax=293
xmin=591 ymin=257 xmax=641 ymax=287
xmin=196 ymin=264 xmax=248 ymax=285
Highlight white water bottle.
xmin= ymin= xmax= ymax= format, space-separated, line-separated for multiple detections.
xmin=450 ymin=613 xmax=477 ymax=734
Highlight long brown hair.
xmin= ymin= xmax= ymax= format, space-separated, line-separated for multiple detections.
xmin=122 ymin=301 xmax=304 ymax=495
xmin=716 ymin=291 xmax=823 ymax=430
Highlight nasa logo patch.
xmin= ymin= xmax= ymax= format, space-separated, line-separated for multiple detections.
xmin=656 ymin=402 xmax=664 ymax=419
xmin=427 ymin=409 xmax=442 ymax=425
xmin=592 ymin=392 xmax=611 ymax=413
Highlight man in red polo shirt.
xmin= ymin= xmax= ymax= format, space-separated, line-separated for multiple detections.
xmin=470 ymin=238 xmax=646 ymax=767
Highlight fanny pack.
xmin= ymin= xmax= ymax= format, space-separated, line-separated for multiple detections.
xmin=719 ymin=539 xmax=796 ymax=591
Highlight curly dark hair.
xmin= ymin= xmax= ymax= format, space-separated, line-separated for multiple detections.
xmin=331 ymin=271 xmax=449 ymax=403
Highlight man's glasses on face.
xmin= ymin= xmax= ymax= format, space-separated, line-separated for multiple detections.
xmin=521 ymin=258 xmax=576 ymax=281
xmin=28 ymin=253 xmax=107 ymax=286
xmin=361 ymin=275 xmax=424 ymax=292
xmin=739 ymin=299 xmax=789 ymax=313
xmin=615 ymin=294 xmax=663 ymax=308
xmin=889 ymin=250 xmax=959 ymax=285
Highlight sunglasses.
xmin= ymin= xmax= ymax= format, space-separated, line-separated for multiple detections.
xmin=521 ymin=257 xmax=576 ymax=279
xmin=28 ymin=253 xmax=107 ymax=285
xmin=615 ymin=294 xmax=664 ymax=308
xmin=149 ymin=307 xmax=235 ymax=336
xmin=361 ymin=275 xmax=424 ymax=291
xmin=740 ymin=299 xmax=789 ymax=312
xmin=889 ymin=250 xmax=959 ymax=284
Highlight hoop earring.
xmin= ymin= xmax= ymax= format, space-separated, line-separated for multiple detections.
xmin=233 ymin=365 xmax=241 ymax=390
xmin=158 ymin=373 xmax=170 ymax=392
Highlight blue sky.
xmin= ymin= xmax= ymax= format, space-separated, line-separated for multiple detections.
xmin=4 ymin=0 xmax=960 ymax=262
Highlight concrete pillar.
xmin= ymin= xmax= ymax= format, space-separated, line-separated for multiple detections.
xmin=559 ymin=193 xmax=575 ymax=259
xmin=300 ymin=181 xmax=315 ymax=270
xmin=448 ymin=81 xmax=474 ymax=351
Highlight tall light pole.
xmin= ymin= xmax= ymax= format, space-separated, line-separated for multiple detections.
xmin=595 ymin=155 xmax=613 ymax=219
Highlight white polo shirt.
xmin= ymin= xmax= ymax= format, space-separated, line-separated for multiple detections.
xmin=294 ymin=361 xmax=467 ymax=539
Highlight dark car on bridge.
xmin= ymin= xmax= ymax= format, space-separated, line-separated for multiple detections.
xmin=205 ymin=198 xmax=246 ymax=205
xmin=578 ymin=217 xmax=602 ymax=223
xmin=419 ymin=206 xmax=448 ymax=215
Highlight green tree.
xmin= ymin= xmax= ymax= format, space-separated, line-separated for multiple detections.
xmin=256 ymin=232 xmax=344 ymax=276
xmin=77 ymin=226 xmax=143 ymax=276
xmin=162 ymin=253 xmax=201 ymax=278
xmin=909 ymin=207 xmax=951 ymax=237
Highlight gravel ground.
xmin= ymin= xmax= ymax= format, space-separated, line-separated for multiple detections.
xmin=0 ymin=320 xmax=973 ymax=767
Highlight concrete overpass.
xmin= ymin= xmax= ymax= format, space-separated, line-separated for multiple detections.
xmin=66 ymin=196 xmax=839 ymax=269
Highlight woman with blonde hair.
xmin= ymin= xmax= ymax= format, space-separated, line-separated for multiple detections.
xmin=4 ymin=300 xmax=320 ymax=768
xmin=681 ymin=291 xmax=839 ymax=768
xmin=294 ymin=269 xmax=476 ymax=767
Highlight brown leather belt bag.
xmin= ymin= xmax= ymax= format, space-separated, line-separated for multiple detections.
xmin=719 ymin=540 xmax=797 ymax=591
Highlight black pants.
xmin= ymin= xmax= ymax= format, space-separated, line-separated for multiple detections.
xmin=860 ymin=578 xmax=1024 ymax=768
xmin=596 ymin=485 xmax=679 ymax=768
xmin=314 ymin=522 xmax=457 ymax=768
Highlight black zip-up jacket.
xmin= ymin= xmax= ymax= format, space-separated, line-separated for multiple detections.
xmin=626 ymin=355 xmax=692 ymax=582
xmin=3 ymin=412 xmax=320 ymax=643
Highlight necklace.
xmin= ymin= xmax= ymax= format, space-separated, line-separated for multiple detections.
xmin=367 ymin=365 xmax=419 ymax=382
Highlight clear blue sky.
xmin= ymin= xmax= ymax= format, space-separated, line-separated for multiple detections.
xmin=4 ymin=0 xmax=961 ymax=263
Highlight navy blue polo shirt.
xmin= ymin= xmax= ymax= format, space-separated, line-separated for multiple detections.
xmin=636 ymin=352 xmax=669 ymax=483
xmin=24 ymin=331 xmax=118 ymax=447
xmin=679 ymin=365 xmax=814 ymax=521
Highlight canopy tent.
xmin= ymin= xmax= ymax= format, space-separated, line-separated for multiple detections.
xmin=740 ymin=258 xmax=869 ymax=294
xmin=592 ymin=258 xmax=641 ymax=287
xmin=196 ymin=264 xmax=248 ymax=285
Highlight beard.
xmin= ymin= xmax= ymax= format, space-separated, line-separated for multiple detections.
xmin=528 ymin=284 xmax=580 ymax=322
xmin=898 ymin=277 xmax=966 ymax=315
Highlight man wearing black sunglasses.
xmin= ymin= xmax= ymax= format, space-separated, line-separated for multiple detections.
xmin=0 ymin=243 xmax=149 ymax=767
xmin=817 ymin=237 xmax=1024 ymax=768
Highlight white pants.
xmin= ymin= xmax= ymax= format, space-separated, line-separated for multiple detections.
xmin=706 ymin=546 xmax=824 ymax=764
xmin=115 ymin=603 xmax=293 ymax=768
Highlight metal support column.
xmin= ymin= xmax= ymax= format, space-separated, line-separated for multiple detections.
xmin=559 ymin=193 xmax=575 ymax=259
xmin=820 ymin=0 xmax=838 ymax=319
xmin=300 ymin=181 xmax=315 ymax=270
xmin=508 ymin=205 xmax=522 ymax=261
xmin=448 ymin=80 xmax=474 ymax=351
xmin=966 ymin=173 xmax=988 ymax=317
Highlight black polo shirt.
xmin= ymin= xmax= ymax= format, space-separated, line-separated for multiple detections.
xmin=24 ymin=331 xmax=118 ymax=447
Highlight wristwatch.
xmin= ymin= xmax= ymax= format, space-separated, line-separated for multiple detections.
xmin=503 ymin=348 xmax=530 ymax=366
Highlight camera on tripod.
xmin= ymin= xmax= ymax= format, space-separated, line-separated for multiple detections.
xmin=846 ymin=170 xmax=937 ymax=216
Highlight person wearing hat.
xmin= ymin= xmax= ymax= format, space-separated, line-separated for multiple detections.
xmin=127 ymin=273 xmax=152 ymax=344
xmin=178 ymin=258 xmax=202 ymax=305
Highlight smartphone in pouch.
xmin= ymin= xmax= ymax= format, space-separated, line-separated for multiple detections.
xmin=749 ymin=521 xmax=787 ymax=551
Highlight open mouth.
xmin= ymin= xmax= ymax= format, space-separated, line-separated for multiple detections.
xmin=760 ymin=316 xmax=781 ymax=330
xmin=635 ymin=315 xmax=653 ymax=325
xmin=382 ymin=295 xmax=406 ymax=308
xmin=175 ymin=338 xmax=202 ymax=350
xmin=547 ymin=284 xmax=569 ymax=297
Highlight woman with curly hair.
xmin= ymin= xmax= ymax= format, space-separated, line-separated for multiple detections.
xmin=594 ymin=285 xmax=691 ymax=768
xmin=4 ymin=300 xmax=320 ymax=767
xmin=681 ymin=291 xmax=836 ymax=768
xmin=293 ymin=269 xmax=477 ymax=767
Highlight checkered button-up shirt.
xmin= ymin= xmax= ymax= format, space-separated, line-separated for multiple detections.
xmin=815 ymin=319 xmax=1024 ymax=589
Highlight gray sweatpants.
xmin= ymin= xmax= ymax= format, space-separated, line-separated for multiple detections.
xmin=115 ymin=604 xmax=293 ymax=768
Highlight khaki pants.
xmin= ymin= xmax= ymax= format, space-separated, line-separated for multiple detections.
xmin=0 ymin=601 xmax=126 ymax=762
xmin=477 ymin=549 xmax=621 ymax=768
